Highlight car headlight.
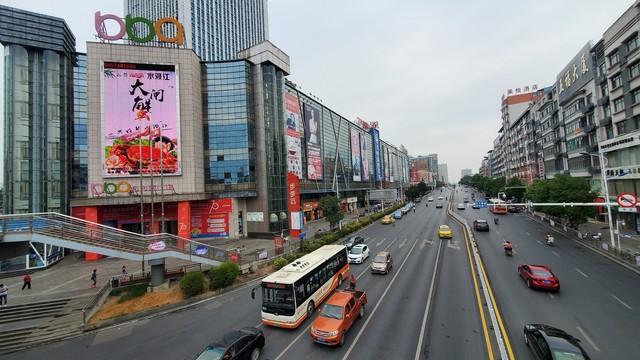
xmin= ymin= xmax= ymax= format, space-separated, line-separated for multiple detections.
xmin=328 ymin=330 xmax=338 ymax=336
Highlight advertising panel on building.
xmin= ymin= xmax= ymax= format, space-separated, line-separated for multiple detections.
xmin=102 ymin=62 xmax=180 ymax=177
xmin=350 ymin=127 xmax=362 ymax=182
xmin=285 ymin=93 xmax=303 ymax=178
xmin=303 ymin=103 xmax=323 ymax=180
xmin=556 ymin=42 xmax=593 ymax=104
xmin=370 ymin=128 xmax=382 ymax=182
xmin=190 ymin=199 xmax=232 ymax=238
xmin=360 ymin=133 xmax=369 ymax=181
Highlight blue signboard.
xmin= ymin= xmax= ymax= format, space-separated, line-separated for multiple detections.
xmin=194 ymin=245 xmax=208 ymax=256
xmin=370 ymin=128 xmax=382 ymax=182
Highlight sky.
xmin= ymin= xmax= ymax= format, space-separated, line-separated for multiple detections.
xmin=0 ymin=0 xmax=635 ymax=182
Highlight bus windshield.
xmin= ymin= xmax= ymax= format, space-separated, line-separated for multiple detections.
xmin=262 ymin=283 xmax=295 ymax=315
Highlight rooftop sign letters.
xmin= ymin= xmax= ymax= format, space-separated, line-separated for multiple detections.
xmin=95 ymin=12 xmax=184 ymax=45
xmin=556 ymin=42 xmax=593 ymax=104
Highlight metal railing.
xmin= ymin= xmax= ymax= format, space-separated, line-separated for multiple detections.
xmin=0 ymin=213 xmax=229 ymax=264
xmin=82 ymin=280 xmax=112 ymax=325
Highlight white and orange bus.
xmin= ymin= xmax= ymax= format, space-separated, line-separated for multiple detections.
xmin=261 ymin=245 xmax=350 ymax=329
xmin=488 ymin=198 xmax=508 ymax=214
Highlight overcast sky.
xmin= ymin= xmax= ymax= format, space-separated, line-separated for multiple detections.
xmin=1 ymin=0 xmax=635 ymax=182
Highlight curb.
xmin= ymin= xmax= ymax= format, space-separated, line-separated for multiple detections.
xmin=524 ymin=213 xmax=640 ymax=277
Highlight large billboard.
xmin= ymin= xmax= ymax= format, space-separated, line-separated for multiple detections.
xmin=102 ymin=62 xmax=180 ymax=177
xmin=350 ymin=128 xmax=362 ymax=182
xmin=360 ymin=133 xmax=369 ymax=181
xmin=285 ymin=93 xmax=303 ymax=178
xmin=370 ymin=128 xmax=382 ymax=182
xmin=303 ymin=103 xmax=323 ymax=180
xmin=190 ymin=199 xmax=232 ymax=238
xmin=556 ymin=42 xmax=594 ymax=104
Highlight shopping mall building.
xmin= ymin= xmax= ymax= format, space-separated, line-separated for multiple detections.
xmin=0 ymin=5 xmax=410 ymax=269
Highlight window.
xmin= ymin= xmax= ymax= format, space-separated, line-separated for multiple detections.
xmin=614 ymin=97 xmax=625 ymax=112
xmin=609 ymin=50 xmax=620 ymax=66
xmin=627 ymin=35 xmax=639 ymax=53
xmin=606 ymin=125 xmax=614 ymax=139
xmin=616 ymin=120 xmax=627 ymax=135
xmin=611 ymin=73 xmax=622 ymax=89
xmin=630 ymin=62 xmax=640 ymax=79
xmin=604 ymin=104 xmax=611 ymax=117
xmin=601 ymin=84 xmax=609 ymax=97
xmin=633 ymin=88 xmax=640 ymax=104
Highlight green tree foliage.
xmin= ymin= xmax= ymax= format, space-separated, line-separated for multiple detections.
xmin=417 ymin=181 xmax=428 ymax=196
xmin=525 ymin=174 xmax=596 ymax=225
xmin=319 ymin=195 xmax=344 ymax=230
xmin=504 ymin=177 xmax=526 ymax=201
xmin=180 ymin=271 xmax=205 ymax=298
xmin=208 ymin=262 xmax=240 ymax=290
xmin=406 ymin=185 xmax=420 ymax=200
xmin=459 ymin=174 xmax=505 ymax=197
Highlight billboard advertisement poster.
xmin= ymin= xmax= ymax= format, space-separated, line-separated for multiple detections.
xmin=102 ymin=62 xmax=180 ymax=177
xmin=303 ymin=103 xmax=323 ymax=180
xmin=370 ymin=128 xmax=382 ymax=182
xmin=285 ymin=93 xmax=303 ymax=178
xmin=360 ymin=133 xmax=369 ymax=181
xmin=350 ymin=128 xmax=362 ymax=182
xmin=190 ymin=199 xmax=232 ymax=238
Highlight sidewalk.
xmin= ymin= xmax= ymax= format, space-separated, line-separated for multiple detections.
xmin=578 ymin=220 xmax=640 ymax=254
xmin=303 ymin=212 xmax=361 ymax=238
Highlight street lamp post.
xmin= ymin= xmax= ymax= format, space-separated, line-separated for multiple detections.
xmin=581 ymin=146 xmax=616 ymax=250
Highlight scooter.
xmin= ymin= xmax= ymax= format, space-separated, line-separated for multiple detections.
xmin=504 ymin=247 xmax=513 ymax=256
xmin=545 ymin=234 xmax=554 ymax=246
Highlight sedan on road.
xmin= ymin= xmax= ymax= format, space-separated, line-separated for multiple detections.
xmin=518 ymin=264 xmax=560 ymax=291
xmin=348 ymin=244 xmax=370 ymax=264
xmin=195 ymin=327 xmax=265 ymax=360
xmin=457 ymin=203 xmax=465 ymax=210
xmin=344 ymin=236 xmax=364 ymax=251
xmin=524 ymin=324 xmax=590 ymax=360
xmin=427 ymin=197 xmax=434 ymax=202
xmin=381 ymin=215 xmax=395 ymax=224
xmin=393 ymin=210 xmax=403 ymax=219
xmin=438 ymin=225 xmax=453 ymax=239
xmin=435 ymin=202 xmax=443 ymax=208
xmin=473 ymin=219 xmax=489 ymax=231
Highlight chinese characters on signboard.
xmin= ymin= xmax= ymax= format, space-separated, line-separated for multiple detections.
xmin=102 ymin=62 xmax=180 ymax=177
xmin=190 ymin=199 xmax=233 ymax=238
xmin=285 ymin=93 xmax=303 ymax=178
xmin=556 ymin=43 xmax=593 ymax=104
xmin=303 ymin=103 xmax=323 ymax=180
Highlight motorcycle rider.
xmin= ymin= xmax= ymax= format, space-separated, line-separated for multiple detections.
xmin=494 ymin=217 xmax=499 ymax=225
xmin=503 ymin=240 xmax=513 ymax=253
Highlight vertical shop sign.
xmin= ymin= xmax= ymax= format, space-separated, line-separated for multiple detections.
xmin=350 ymin=127 xmax=362 ymax=182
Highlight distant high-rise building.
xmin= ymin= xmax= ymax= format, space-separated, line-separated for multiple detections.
xmin=438 ymin=163 xmax=449 ymax=184
xmin=124 ymin=0 xmax=269 ymax=61
xmin=461 ymin=168 xmax=473 ymax=178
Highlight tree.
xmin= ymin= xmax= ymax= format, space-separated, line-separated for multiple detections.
xmin=406 ymin=185 xmax=420 ymax=201
xmin=417 ymin=181 xmax=428 ymax=196
xmin=504 ymin=177 xmax=526 ymax=201
xmin=525 ymin=174 xmax=596 ymax=225
xmin=319 ymin=195 xmax=344 ymax=230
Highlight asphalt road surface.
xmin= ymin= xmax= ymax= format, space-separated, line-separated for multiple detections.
xmin=6 ymin=188 xmax=490 ymax=360
xmin=453 ymin=186 xmax=640 ymax=360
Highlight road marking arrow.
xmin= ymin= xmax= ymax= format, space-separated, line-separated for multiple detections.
xmin=376 ymin=238 xmax=386 ymax=247
xmin=398 ymin=239 xmax=407 ymax=248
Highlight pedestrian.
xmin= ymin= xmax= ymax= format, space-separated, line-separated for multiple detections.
xmin=91 ymin=269 xmax=97 ymax=288
xmin=22 ymin=273 xmax=32 ymax=290
xmin=122 ymin=265 xmax=127 ymax=275
xmin=0 ymin=284 xmax=7 ymax=307
xmin=349 ymin=274 xmax=357 ymax=290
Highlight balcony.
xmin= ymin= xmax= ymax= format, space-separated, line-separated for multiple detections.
xmin=583 ymin=124 xmax=596 ymax=133
xmin=597 ymin=96 xmax=609 ymax=106
xmin=599 ymin=116 xmax=612 ymax=127
xmin=597 ymin=73 xmax=607 ymax=84
xmin=588 ymin=166 xmax=601 ymax=175
xmin=584 ymin=144 xmax=597 ymax=153
xmin=585 ymin=102 xmax=595 ymax=112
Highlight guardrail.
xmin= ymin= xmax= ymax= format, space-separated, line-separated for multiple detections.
xmin=82 ymin=280 xmax=112 ymax=325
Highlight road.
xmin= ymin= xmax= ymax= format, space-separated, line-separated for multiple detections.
xmin=453 ymin=187 xmax=640 ymax=359
xmin=5 ymin=188 xmax=489 ymax=360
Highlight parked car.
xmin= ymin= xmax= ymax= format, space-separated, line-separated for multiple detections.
xmin=463 ymin=197 xmax=469 ymax=203
xmin=370 ymin=251 xmax=393 ymax=274
xmin=393 ymin=210 xmax=403 ymax=219
xmin=518 ymin=264 xmax=560 ymax=291
xmin=381 ymin=215 xmax=395 ymax=224
xmin=508 ymin=205 xmax=521 ymax=213
xmin=343 ymin=236 xmax=364 ymax=251
xmin=348 ymin=244 xmax=370 ymax=264
xmin=473 ymin=219 xmax=490 ymax=231
xmin=524 ymin=324 xmax=590 ymax=360
xmin=438 ymin=225 xmax=453 ymax=239
xmin=310 ymin=288 xmax=367 ymax=346
xmin=457 ymin=203 xmax=465 ymax=210
xmin=194 ymin=327 xmax=265 ymax=360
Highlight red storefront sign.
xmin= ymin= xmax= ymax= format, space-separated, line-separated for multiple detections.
xmin=190 ymin=199 xmax=232 ymax=238
xmin=287 ymin=173 xmax=300 ymax=212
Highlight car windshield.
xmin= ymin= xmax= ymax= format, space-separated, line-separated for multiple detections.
xmin=476 ymin=220 xmax=487 ymax=224
xmin=195 ymin=346 xmax=226 ymax=360
xmin=351 ymin=247 xmax=362 ymax=254
xmin=440 ymin=226 xmax=449 ymax=231
xmin=320 ymin=304 xmax=344 ymax=319
xmin=551 ymin=350 xmax=585 ymax=360
xmin=373 ymin=255 xmax=386 ymax=263
xmin=532 ymin=269 xmax=552 ymax=277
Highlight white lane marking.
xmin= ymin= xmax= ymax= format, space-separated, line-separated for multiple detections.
xmin=446 ymin=240 xmax=460 ymax=250
xmin=612 ymin=294 xmax=633 ymax=310
xmin=420 ymin=239 xmax=434 ymax=248
xmin=398 ymin=238 xmax=407 ymax=248
xmin=536 ymin=240 xmax=543 ymax=245
xmin=273 ymin=321 xmax=314 ymax=359
xmin=548 ymin=293 xmax=555 ymax=300
xmin=575 ymin=268 xmax=589 ymax=278
xmin=341 ymin=238 xmax=421 ymax=360
xmin=414 ymin=240 xmax=444 ymax=360
xmin=576 ymin=326 xmax=600 ymax=352
xmin=552 ymin=250 xmax=560 ymax=258
xmin=376 ymin=238 xmax=386 ymax=247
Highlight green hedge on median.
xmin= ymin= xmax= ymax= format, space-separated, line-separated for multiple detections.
xmin=208 ymin=262 xmax=240 ymax=290
xmin=180 ymin=271 xmax=205 ymax=298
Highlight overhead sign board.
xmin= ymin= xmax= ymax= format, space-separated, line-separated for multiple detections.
xmin=368 ymin=189 xmax=398 ymax=202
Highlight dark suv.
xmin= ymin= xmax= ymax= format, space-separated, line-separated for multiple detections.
xmin=524 ymin=324 xmax=590 ymax=360
xmin=473 ymin=219 xmax=490 ymax=231
xmin=344 ymin=236 xmax=365 ymax=251
xmin=195 ymin=327 xmax=265 ymax=360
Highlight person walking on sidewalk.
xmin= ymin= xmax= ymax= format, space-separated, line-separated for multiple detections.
xmin=90 ymin=269 xmax=97 ymax=288
xmin=0 ymin=284 xmax=8 ymax=307
xmin=22 ymin=274 xmax=32 ymax=290
xmin=122 ymin=265 xmax=127 ymax=276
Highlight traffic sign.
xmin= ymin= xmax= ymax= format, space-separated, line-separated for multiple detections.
xmin=616 ymin=192 xmax=638 ymax=208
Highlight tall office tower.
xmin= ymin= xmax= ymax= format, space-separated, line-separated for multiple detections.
xmin=124 ymin=0 xmax=269 ymax=61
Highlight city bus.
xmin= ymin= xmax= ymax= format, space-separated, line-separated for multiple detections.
xmin=488 ymin=198 xmax=508 ymax=214
xmin=260 ymin=245 xmax=350 ymax=329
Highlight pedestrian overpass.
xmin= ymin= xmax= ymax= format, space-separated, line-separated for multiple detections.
xmin=0 ymin=213 xmax=228 ymax=267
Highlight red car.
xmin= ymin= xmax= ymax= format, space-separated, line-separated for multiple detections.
xmin=518 ymin=264 xmax=560 ymax=291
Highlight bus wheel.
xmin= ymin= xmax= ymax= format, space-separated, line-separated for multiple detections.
xmin=337 ymin=275 xmax=343 ymax=287
xmin=307 ymin=302 xmax=315 ymax=318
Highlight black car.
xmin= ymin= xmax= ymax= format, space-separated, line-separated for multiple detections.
xmin=524 ymin=324 xmax=590 ymax=360
xmin=195 ymin=327 xmax=265 ymax=360
xmin=344 ymin=236 xmax=365 ymax=250
xmin=473 ymin=219 xmax=490 ymax=231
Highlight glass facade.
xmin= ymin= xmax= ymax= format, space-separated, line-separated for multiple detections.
xmin=262 ymin=64 xmax=287 ymax=232
xmin=72 ymin=53 xmax=88 ymax=197
xmin=202 ymin=61 xmax=256 ymax=192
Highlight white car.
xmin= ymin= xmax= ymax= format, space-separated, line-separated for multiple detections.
xmin=457 ymin=203 xmax=465 ymax=210
xmin=437 ymin=196 xmax=444 ymax=200
xmin=348 ymin=244 xmax=370 ymax=264
xmin=427 ymin=197 xmax=434 ymax=202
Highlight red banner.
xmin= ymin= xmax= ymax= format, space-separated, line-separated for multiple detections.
xmin=288 ymin=173 xmax=300 ymax=212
